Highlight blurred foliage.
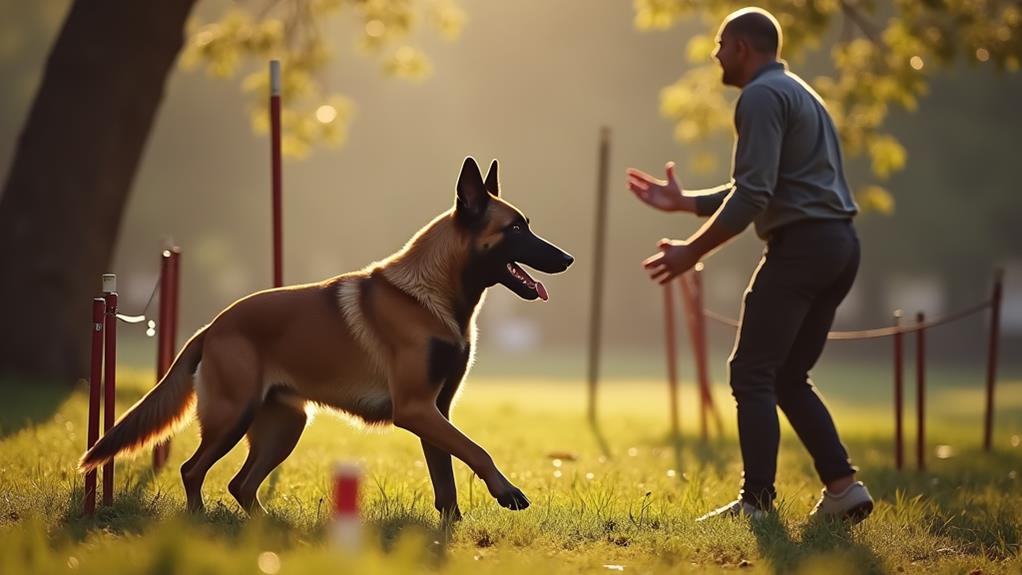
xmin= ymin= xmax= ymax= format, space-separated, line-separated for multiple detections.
xmin=633 ymin=0 xmax=1022 ymax=213
xmin=181 ymin=0 xmax=466 ymax=158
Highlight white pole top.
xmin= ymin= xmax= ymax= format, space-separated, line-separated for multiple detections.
xmin=270 ymin=60 xmax=281 ymax=96
xmin=102 ymin=274 xmax=116 ymax=293
xmin=333 ymin=461 xmax=363 ymax=478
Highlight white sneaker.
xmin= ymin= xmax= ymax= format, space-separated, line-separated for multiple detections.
xmin=809 ymin=481 xmax=874 ymax=524
xmin=696 ymin=499 xmax=773 ymax=522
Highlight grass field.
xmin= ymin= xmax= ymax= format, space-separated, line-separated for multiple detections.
xmin=1 ymin=359 xmax=1020 ymax=574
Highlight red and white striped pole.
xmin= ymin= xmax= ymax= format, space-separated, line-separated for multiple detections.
xmin=331 ymin=462 xmax=363 ymax=552
xmin=102 ymin=274 xmax=118 ymax=506
xmin=270 ymin=60 xmax=283 ymax=288
xmin=84 ymin=297 xmax=105 ymax=516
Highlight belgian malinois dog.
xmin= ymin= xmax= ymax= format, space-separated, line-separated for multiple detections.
xmin=80 ymin=157 xmax=573 ymax=519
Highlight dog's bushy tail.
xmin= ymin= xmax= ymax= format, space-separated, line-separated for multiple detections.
xmin=78 ymin=326 xmax=207 ymax=472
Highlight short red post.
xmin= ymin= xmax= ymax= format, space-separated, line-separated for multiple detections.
xmin=270 ymin=60 xmax=283 ymax=288
xmin=678 ymin=274 xmax=708 ymax=441
xmin=168 ymin=248 xmax=180 ymax=379
xmin=915 ymin=311 xmax=926 ymax=472
xmin=679 ymin=267 xmax=723 ymax=439
xmin=84 ymin=298 xmax=105 ymax=516
xmin=984 ymin=268 xmax=1003 ymax=452
xmin=153 ymin=251 xmax=171 ymax=470
xmin=663 ymin=283 xmax=681 ymax=442
xmin=676 ymin=276 xmax=702 ymax=439
xmin=102 ymin=275 xmax=118 ymax=506
xmin=893 ymin=310 xmax=904 ymax=470
xmin=691 ymin=264 xmax=721 ymax=437
xmin=331 ymin=462 xmax=363 ymax=552
xmin=153 ymin=248 xmax=181 ymax=471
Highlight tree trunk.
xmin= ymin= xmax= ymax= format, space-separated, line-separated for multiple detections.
xmin=0 ymin=0 xmax=198 ymax=384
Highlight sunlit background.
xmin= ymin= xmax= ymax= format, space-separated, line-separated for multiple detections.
xmin=2 ymin=0 xmax=1020 ymax=381
xmin=2 ymin=4 xmax=1022 ymax=572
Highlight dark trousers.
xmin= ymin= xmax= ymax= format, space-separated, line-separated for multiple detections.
xmin=729 ymin=218 xmax=859 ymax=508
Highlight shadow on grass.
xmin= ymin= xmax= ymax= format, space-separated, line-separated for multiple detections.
xmin=630 ymin=429 xmax=737 ymax=481
xmin=860 ymin=445 xmax=1022 ymax=562
xmin=587 ymin=416 xmax=612 ymax=460
xmin=0 ymin=376 xmax=75 ymax=439
xmin=59 ymin=472 xmax=323 ymax=545
xmin=751 ymin=513 xmax=885 ymax=574
xmin=61 ymin=475 xmax=168 ymax=541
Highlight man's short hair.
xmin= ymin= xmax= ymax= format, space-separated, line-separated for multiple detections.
xmin=723 ymin=8 xmax=782 ymax=55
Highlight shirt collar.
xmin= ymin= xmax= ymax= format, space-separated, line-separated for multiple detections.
xmin=749 ymin=61 xmax=786 ymax=84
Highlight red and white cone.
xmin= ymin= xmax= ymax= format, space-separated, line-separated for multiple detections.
xmin=330 ymin=462 xmax=363 ymax=552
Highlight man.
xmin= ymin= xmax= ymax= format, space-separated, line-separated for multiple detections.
xmin=627 ymin=7 xmax=874 ymax=523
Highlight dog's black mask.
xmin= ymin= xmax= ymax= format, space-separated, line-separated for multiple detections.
xmin=454 ymin=157 xmax=573 ymax=302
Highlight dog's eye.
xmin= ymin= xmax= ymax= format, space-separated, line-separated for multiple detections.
xmin=510 ymin=224 xmax=522 ymax=233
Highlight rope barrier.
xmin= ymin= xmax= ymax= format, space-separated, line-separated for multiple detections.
xmin=702 ymin=300 xmax=992 ymax=340
xmin=113 ymin=277 xmax=161 ymax=327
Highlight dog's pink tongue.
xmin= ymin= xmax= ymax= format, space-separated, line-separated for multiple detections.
xmin=536 ymin=281 xmax=548 ymax=302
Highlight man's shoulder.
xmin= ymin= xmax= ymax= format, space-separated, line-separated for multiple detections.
xmin=749 ymin=67 xmax=803 ymax=94
xmin=737 ymin=79 xmax=786 ymax=113
xmin=744 ymin=69 xmax=822 ymax=110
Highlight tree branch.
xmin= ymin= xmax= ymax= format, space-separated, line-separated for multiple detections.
xmin=840 ymin=0 xmax=882 ymax=44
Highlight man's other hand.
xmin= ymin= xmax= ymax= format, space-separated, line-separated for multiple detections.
xmin=643 ymin=238 xmax=700 ymax=284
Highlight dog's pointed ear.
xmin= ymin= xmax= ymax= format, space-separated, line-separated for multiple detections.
xmin=483 ymin=159 xmax=499 ymax=197
xmin=455 ymin=156 xmax=488 ymax=224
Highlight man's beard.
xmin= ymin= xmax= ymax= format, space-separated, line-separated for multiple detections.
xmin=721 ymin=67 xmax=735 ymax=87
xmin=719 ymin=65 xmax=735 ymax=87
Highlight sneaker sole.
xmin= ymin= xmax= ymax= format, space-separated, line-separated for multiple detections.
xmin=844 ymin=500 xmax=874 ymax=524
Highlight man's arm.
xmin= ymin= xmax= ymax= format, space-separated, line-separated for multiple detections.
xmin=627 ymin=163 xmax=734 ymax=214
xmin=641 ymin=84 xmax=787 ymax=284
xmin=688 ymin=85 xmax=786 ymax=256
xmin=710 ymin=85 xmax=785 ymax=234
xmin=689 ymin=182 xmax=735 ymax=216
xmin=636 ymin=85 xmax=784 ymax=221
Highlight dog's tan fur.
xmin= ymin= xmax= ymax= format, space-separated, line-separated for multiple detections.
xmin=79 ymin=158 xmax=567 ymax=517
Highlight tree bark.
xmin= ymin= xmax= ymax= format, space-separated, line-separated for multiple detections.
xmin=0 ymin=0 xmax=198 ymax=383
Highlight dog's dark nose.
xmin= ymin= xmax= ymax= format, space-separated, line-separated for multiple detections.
xmin=561 ymin=253 xmax=574 ymax=268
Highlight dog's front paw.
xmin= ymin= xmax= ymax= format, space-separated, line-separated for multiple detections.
xmin=496 ymin=486 xmax=530 ymax=511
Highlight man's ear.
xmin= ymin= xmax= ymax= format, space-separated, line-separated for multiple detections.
xmin=735 ymin=36 xmax=751 ymax=58
xmin=483 ymin=159 xmax=499 ymax=197
xmin=455 ymin=156 xmax=489 ymax=225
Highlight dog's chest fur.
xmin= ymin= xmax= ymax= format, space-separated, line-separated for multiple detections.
xmin=297 ymin=274 xmax=475 ymax=423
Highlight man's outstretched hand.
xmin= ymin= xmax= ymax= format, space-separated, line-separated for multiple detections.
xmin=643 ymin=239 xmax=701 ymax=284
xmin=630 ymin=161 xmax=716 ymax=284
xmin=626 ymin=161 xmax=693 ymax=213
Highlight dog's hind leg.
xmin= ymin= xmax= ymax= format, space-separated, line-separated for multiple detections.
xmin=180 ymin=342 xmax=262 ymax=513
xmin=228 ymin=394 xmax=307 ymax=514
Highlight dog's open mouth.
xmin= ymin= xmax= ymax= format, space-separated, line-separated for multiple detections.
xmin=506 ymin=262 xmax=548 ymax=301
